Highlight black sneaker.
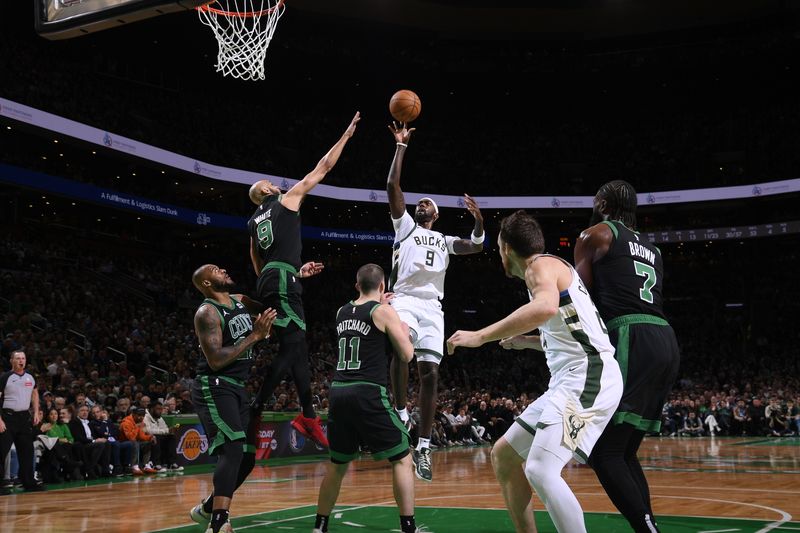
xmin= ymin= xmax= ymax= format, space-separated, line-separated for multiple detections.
xmin=412 ymin=448 xmax=432 ymax=482
xmin=0 ymin=480 xmax=12 ymax=490
xmin=25 ymin=483 xmax=46 ymax=492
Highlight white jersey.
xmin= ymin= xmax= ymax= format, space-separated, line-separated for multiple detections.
xmin=389 ymin=212 xmax=458 ymax=300
xmin=531 ymin=255 xmax=615 ymax=378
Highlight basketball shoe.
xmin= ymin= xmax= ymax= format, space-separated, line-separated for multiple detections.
xmin=291 ymin=414 xmax=329 ymax=447
xmin=190 ymin=501 xmax=210 ymax=524
xmin=412 ymin=447 xmax=432 ymax=482
xmin=204 ymin=521 xmax=233 ymax=533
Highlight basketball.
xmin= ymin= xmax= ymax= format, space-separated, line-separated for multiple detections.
xmin=389 ymin=90 xmax=422 ymax=123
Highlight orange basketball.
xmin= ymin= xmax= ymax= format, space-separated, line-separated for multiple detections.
xmin=389 ymin=90 xmax=421 ymax=123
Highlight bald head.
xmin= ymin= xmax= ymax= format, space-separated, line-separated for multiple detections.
xmin=192 ymin=264 xmax=234 ymax=295
xmin=192 ymin=264 xmax=213 ymax=291
xmin=249 ymin=180 xmax=281 ymax=206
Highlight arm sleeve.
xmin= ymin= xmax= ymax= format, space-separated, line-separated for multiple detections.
xmin=392 ymin=211 xmax=415 ymax=239
xmin=445 ymin=235 xmax=458 ymax=254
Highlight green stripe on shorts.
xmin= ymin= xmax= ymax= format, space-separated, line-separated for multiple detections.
xmin=199 ymin=375 xmax=246 ymax=455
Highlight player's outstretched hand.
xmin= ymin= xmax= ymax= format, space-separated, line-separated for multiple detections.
xmin=380 ymin=292 xmax=395 ymax=305
xmin=253 ymin=308 xmax=278 ymax=340
xmin=388 ymin=121 xmax=416 ymax=145
xmin=464 ymin=194 xmax=483 ymax=223
xmin=299 ymin=261 xmax=325 ymax=278
xmin=344 ymin=112 xmax=361 ymax=139
xmin=446 ymin=330 xmax=483 ymax=355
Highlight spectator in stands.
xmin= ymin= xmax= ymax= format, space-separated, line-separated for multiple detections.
xmin=119 ymin=406 xmax=155 ymax=474
xmin=766 ymin=397 xmax=789 ymax=436
xmin=178 ymin=390 xmax=195 ymax=414
xmin=787 ymin=400 xmax=799 ymax=435
xmin=731 ymin=399 xmax=747 ymax=436
xmin=704 ymin=403 xmax=721 ymax=436
xmin=90 ymin=406 xmax=132 ymax=476
xmin=140 ymin=396 xmax=151 ymax=410
xmin=45 ymin=408 xmax=83 ymax=481
xmin=68 ymin=404 xmax=111 ymax=479
xmin=681 ymin=411 xmax=704 ymax=437
xmin=114 ymin=398 xmax=131 ymax=422
xmin=38 ymin=407 xmax=82 ymax=482
xmin=747 ymin=398 xmax=768 ymax=436
xmin=143 ymin=402 xmax=181 ymax=471
xmin=472 ymin=400 xmax=497 ymax=440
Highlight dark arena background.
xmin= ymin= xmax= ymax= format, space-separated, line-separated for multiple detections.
xmin=1 ymin=1 xmax=799 ymax=532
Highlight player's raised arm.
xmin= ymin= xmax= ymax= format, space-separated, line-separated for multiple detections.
xmin=249 ymin=235 xmax=264 ymax=276
xmin=386 ymin=122 xmax=416 ymax=220
xmin=194 ymin=305 xmax=276 ymax=371
xmin=281 ymin=112 xmax=360 ymax=211
xmin=449 ymin=194 xmax=485 ymax=255
xmin=574 ymin=223 xmax=613 ymax=291
xmin=372 ymin=304 xmax=414 ymax=363
xmin=446 ymin=258 xmax=561 ymax=354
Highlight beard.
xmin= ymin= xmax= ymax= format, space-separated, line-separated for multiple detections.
xmin=589 ymin=208 xmax=605 ymax=226
xmin=414 ymin=210 xmax=434 ymax=224
xmin=211 ymin=279 xmax=236 ymax=292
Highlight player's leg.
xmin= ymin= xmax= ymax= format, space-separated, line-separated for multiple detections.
xmin=493 ymin=397 xmax=546 ymax=533
xmin=588 ymin=423 xmax=658 ymax=532
xmin=390 ymin=354 xmax=410 ymax=421
xmin=525 ymin=424 xmax=586 ymax=533
xmin=313 ymin=461 xmax=349 ymax=532
xmin=390 ymin=452 xmax=417 ymax=533
xmin=359 ymin=383 xmax=417 ymax=533
xmin=491 ymin=437 xmax=536 ymax=533
xmin=411 ymin=301 xmax=444 ymax=481
xmin=282 ymin=326 xmax=329 ymax=447
xmin=315 ymin=383 xmax=358 ymax=533
xmin=207 ymin=438 xmax=244 ymax=533
xmin=389 ymin=301 xmax=419 ymax=428
xmin=190 ymin=378 xmax=247 ymax=533
xmin=199 ymin=389 xmax=257 ymax=520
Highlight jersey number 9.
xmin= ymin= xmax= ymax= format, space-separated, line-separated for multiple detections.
xmin=257 ymin=220 xmax=274 ymax=250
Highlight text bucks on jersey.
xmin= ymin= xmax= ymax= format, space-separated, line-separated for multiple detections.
xmin=391 ymin=214 xmax=457 ymax=300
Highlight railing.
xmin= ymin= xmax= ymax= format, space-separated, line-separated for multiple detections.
xmin=148 ymin=363 xmax=171 ymax=384
xmin=106 ymin=346 xmax=127 ymax=364
xmin=67 ymin=329 xmax=89 ymax=352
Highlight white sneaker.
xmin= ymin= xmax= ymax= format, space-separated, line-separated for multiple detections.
xmin=156 ymin=465 xmax=168 ymax=473
xmin=204 ymin=522 xmax=233 ymax=533
xmin=170 ymin=463 xmax=185 ymax=472
xmin=190 ymin=502 xmax=210 ymax=524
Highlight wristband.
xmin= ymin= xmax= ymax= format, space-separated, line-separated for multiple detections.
xmin=471 ymin=231 xmax=485 ymax=245
xmin=397 ymin=142 xmax=408 ymax=148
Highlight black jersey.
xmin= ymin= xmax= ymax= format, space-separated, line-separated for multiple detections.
xmin=591 ymin=220 xmax=666 ymax=322
xmin=196 ymin=296 xmax=255 ymax=382
xmin=334 ymin=301 xmax=389 ymax=386
xmin=248 ymin=195 xmax=302 ymax=272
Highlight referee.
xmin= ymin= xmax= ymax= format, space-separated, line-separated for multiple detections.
xmin=0 ymin=350 xmax=45 ymax=494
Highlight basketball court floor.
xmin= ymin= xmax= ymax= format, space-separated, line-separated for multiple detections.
xmin=2 ymin=436 xmax=798 ymax=532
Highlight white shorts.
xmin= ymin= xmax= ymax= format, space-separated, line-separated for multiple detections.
xmin=390 ymin=293 xmax=444 ymax=364
xmin=504 ymin=354 xmax=622 ymax=463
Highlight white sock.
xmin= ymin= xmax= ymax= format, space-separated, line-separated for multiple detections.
xmin=524 ymin=425 xmax=586 ymax=533
xmin=416 ymin=437 xmax=431 ymax=451
xmin=396 ymin=407 xmax=409 ymax=423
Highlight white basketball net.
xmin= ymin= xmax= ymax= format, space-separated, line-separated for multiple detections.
xmin=197 ymin=0 xmax=285 ymax=81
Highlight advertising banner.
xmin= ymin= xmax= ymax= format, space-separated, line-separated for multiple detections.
xmin=173 ymin=418 xmax=328 ymax=466
xmin=3 ymin=96 xmax=799 ymax=208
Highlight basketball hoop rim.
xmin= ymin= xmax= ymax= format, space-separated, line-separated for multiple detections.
xmin=197 ymin=0 xmax=285 ymax=18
